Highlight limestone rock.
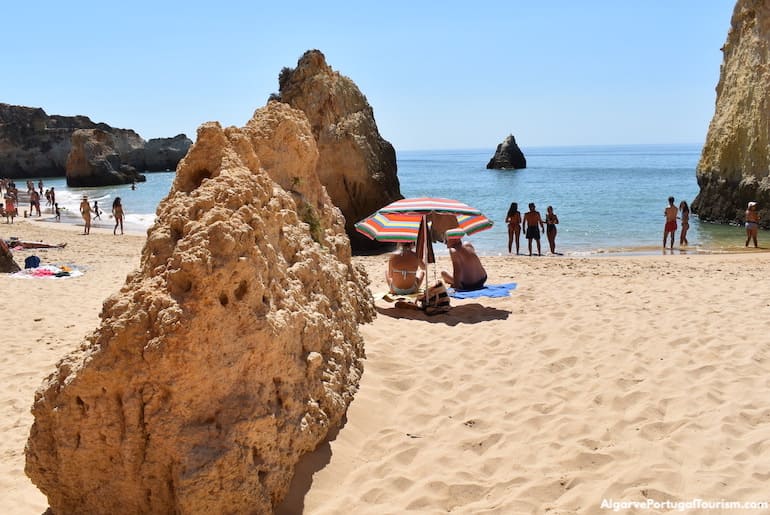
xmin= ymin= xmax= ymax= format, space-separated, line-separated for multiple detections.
xmin=0 ymin=241 xmax=20 ymax=273
xmin=276 ymin=49 xmax=402 ymax=250
xmin=486 ymin=134 xmax=527 ymax=170
xmin=25 ymin=101 xmax=374 ymax=514
xmin=693 ymin=0 xmax=770 ymax=227
xmin=144 ymin=134 xmax=194 ymax=171
xmin=65 ymin=129 xmax=146 ymax=186
xmin=0 ymin=102 xmax=191 ymax=180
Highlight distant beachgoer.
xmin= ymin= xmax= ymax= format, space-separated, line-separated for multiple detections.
xmin=745 ymin=201 xmax=760 ymax=248
xmin=131 ymin=180 xmax=136 ymax=191
xmin=679 ymin=200 xmax=690 ymax=246
xmin=30 ymin=189 xmax=41 ymax=216
xmin=80 ymin=196 xmax=92 ymax=234
xmin=5 ymin=196 xmax=16 ymax=224
xmin=545 ymin=205 xmax=560 ymax=255
xmin=49 ymin=187 xmax=55 ymax=209
xmin=93 ymin=200 xmax=102 ymax=220
xmin=54 ymin=202 xmax=61 ymax=222
xmin=44 ymin=189 xmax=52 ymax=207
xmin=505 ymin=202 xmax=522 ymax=254
xmin=522 ymin=202 xmax=545 ymax=256
xmin=441 ymin=234 xmax=487 ymax=291
xmin=385 ymin=242 xmax=425 ymax=295
xmin=37 ymin=180 xmax=43 ymax=195
xmin=112 ymin=197 xmax=124 ymax=235
xmin=663 ymin=196 xmax=678 ymax=249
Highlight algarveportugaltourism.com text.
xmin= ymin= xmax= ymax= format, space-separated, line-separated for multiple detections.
xmin=601 ymin=498 xmax=769 ymax=511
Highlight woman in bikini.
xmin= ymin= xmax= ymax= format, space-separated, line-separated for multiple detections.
xmin=385 ymin=242 xmax=426 ymax=295
xmin=505 ymin=202 xmax=522 ymax=254
xmin=679 ymin=200 xmax=690 ymax=246
xmin=112 ymin=197 xmax=124 ymax=235
xmin=545 ymin=205 xmax=560 ymax=255
xmin=745 ymin=201 xmax=760 ymax=248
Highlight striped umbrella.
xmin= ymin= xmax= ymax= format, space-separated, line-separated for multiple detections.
xmin=355 ymin=198 xmax=493 ymax=242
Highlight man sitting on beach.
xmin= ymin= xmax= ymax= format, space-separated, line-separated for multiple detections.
xmin=441 ymin=232 xmax=487 ymax=291
xmin=663 ymin=196 xmax=678 ymax=249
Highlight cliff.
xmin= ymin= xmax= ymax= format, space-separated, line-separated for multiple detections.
xmin=25 ymin=101 xmax=374 ymax=513
xmin=693 ymin=0 xmax=770 ymax=227
xmin=0 ymin=103 xmax=191 ymax=180
xmin=276 ymin=50 xmax=402 ymax=251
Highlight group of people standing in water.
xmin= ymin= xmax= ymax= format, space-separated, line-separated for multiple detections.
xmin=505 ymin=202 xmax=560 ymax=256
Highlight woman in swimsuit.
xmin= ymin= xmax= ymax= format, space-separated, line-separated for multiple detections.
xmin=745 ymin=201 xmax=760 ymax=248
xmin=505 ymin=202 xmax=522 ymax=254
xmin=545 ymin=205 xmax=559 ymax=255
xmin=112 ymin=197 xmax=124 ymax=235
xmin=385 ymin=242 xmax=425 ymax=295
xmin=679 ymin=200 xmax=690 ymax=246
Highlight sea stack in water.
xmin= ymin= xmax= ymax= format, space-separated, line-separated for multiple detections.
xmin=65 ymin=129 xmax=146 ymax=186
xmin=487 ymin=134 xmax=527 ymax=169
xmin=25 ymin=101 xmax=375 ymax=514
xmin=275 ymin=49 xmax=402 ymax=250
xmin=693 ymin=0 xmax=770 ymax=227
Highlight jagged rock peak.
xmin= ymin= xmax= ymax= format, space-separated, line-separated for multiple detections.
xmin=693 ymin=0 xmax=770 ymax=227
xmin=25 ymin=100 xmax=374 ymax=514
xmin=276 ymin=49 xmax=402 ymax=251
xmin=487 ymin=134 xmax=527 ymax=170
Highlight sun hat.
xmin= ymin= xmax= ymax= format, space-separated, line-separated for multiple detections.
xmin=748 ymin=201 xmax=757 ymax=208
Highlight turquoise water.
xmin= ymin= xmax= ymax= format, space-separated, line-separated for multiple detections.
xmin=33 ymin=144 xmax=755 ymax=254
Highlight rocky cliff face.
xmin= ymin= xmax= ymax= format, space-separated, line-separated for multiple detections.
xmin=26 ymin=101 xmax=374 ymax=514
xmin=276 ymin=50 xmax=402 ymax=250
xmin=66 ymin=129 xmax=146 ymax=186
xmin=487 ymin=134 xmax=527 ymax=170
xmin=0 ymin=103 xmax=191 ymax=180
xmin=693 ymin=0 xmax=770 ymax=227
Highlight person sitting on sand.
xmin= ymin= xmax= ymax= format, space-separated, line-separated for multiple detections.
xmin=745 ymin=201 xmax=760 ymax=248
xmin=80 ymin=196 xmax=92 ymax=235
xmin=386 ymin=242 xmax=426 ymax=295
xmin=663 ymin=196 xmax=678 ymax=249
xmin=441 ymin=232 xmax=487 ymax=291
xmin=522 ymin=203 xmax=545 ymax=256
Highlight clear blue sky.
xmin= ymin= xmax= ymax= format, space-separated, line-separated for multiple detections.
xmin=2 ymin=1 xmax=736 ymax=150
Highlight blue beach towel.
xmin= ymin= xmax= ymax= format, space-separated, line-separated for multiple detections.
xmin=448 ymin=282 xmax=517 ymax=299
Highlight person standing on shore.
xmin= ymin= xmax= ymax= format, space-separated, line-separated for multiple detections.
xmin=545 ymin=205 xmax=560 ymax=255
xmin=112 ymin=197 xmax=124 ymax=235
xmin=663 ymin=196 xmax=678 ymax=249
xmin=522 ymin=203 xmax=545 ymax=256
xmin=80 ymin=196 xmax=92 ymax=235
xmin=745 ymin=201 xmax=760 ymax=248
xmin=679 ymin=200 xmax=690 ymax=246
xmin=93 ymin=200 xmax=102 ymax=220
xmin=505 ymin=202 xmax=522 ymax=254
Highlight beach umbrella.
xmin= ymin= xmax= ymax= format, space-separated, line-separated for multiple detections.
xmin=355 ymin=197 xmax=493 ymax=243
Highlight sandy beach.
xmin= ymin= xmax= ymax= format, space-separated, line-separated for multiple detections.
xmin=2 ymin=218 xmax=769 ymax=513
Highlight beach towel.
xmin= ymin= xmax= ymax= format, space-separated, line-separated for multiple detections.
xmin=11 ymin=264 xmax=83 ymax=279
xmin=448 ymin=282 xmax=517 ymax=299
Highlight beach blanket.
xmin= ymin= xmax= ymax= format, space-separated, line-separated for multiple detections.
xmin=448 ymin=282 xmax=517 ymax=299
xmin=11 ymin=264 xmax=83 ymax=279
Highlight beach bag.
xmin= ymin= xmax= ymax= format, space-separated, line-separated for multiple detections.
xmin=24 ymin=255 xmax=40 ymax=269
xmin=419 ymin=281 xmax=451 ymax=315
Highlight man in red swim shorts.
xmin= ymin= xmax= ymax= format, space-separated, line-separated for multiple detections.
xmin=663 ymin=196 xmax=678 ymax=249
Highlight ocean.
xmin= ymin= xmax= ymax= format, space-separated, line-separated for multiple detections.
xmin=32 ymin=144 xmax=753 ymax=255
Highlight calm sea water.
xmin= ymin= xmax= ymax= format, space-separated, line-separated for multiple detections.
xmin=34 ymin=144 xmax=753 ymax=255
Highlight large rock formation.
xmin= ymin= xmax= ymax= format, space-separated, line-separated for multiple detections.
xmin=0 ymin=103 xmax=191 ymax=180
xmin=487 ymin=134 xmax=527 ymax=170
xmin=692 ymin=0 xmax=770 ymax=227
xmin=275 ymin=50 xmax=402 ymax=251
xmin=66 ymin=129 xmax=147 ymax=186
xmin=26 ymin=101 xmax=374 ymax=514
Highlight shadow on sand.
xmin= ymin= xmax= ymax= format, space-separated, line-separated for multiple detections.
xmin=375 ymin=302 xmax=510 ymax=325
